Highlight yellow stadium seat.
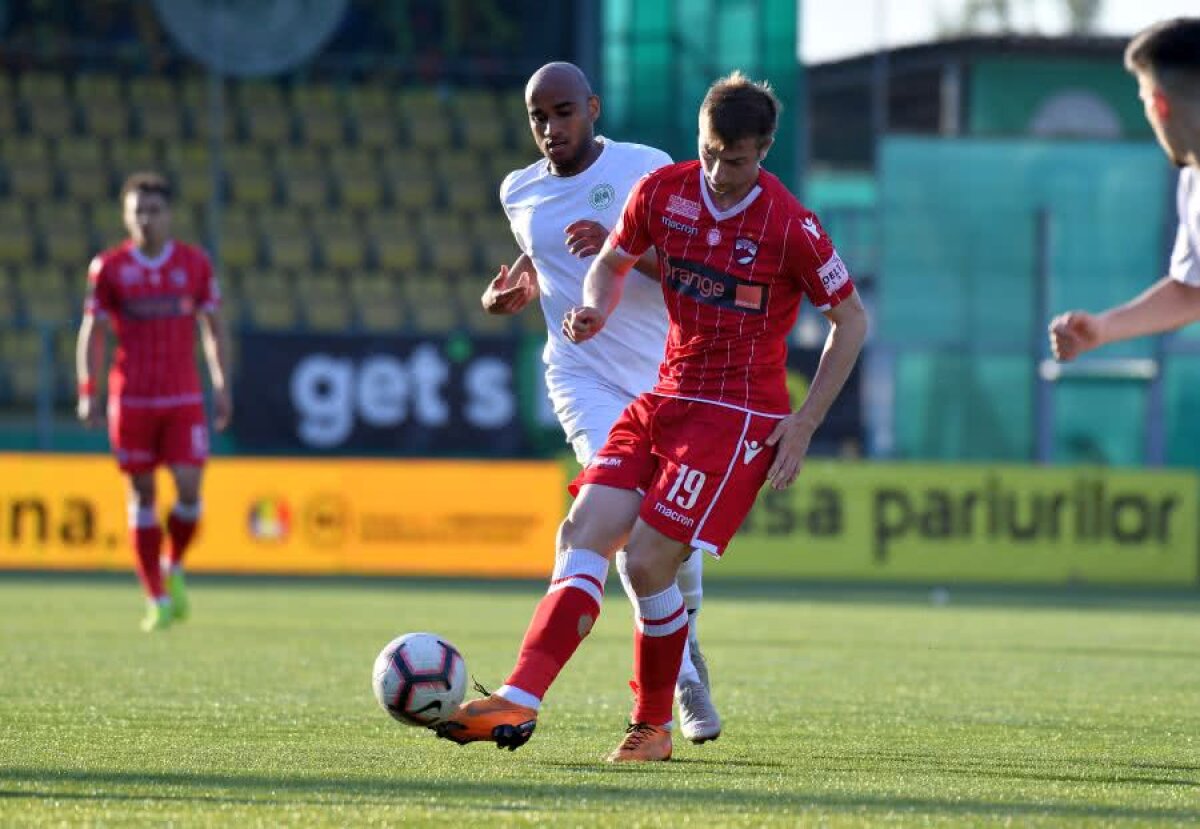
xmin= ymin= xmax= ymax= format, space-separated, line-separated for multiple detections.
xmin=373 ymin=232 xmax=420 ymax=272
xmin=292 ymin=84 xmax=344 ymax=146
xmin=27 ymin=98 xmax=76 ymax=136
xmin=487 ymin=151 xmax=537 ymax=188
xmin=381 ymin=150 xmax=438 ymax=211
xmin=3 ymin=328 xmax=45 ymax=406
xmin=18 ymin=72 xmax=67 ymax=101
xmin=165 ymin=142 xmax=215 ymax=206
xmin=258 ymin=210 xmax=313 ymax=269
xmin=2 ymin=137 xmax=55 ymax=200
xmin=80 ymin=98 xmax=129 ymax=140
xmin=447 ymin=89 xmax=501 ymax=120
xmin=0 ymin=269 xmax=15 ymax=329
xmin=109 ymin=139 xmax=162 ymax=177
xmin=418 ymin=213 xmax=473 ymax=272
xmin=18 ymin=266 xmax=72 ymax=327
xmin=277 ymin=146 xmax=330 ymax=208
xmin=349 ymin=273 xmax=405 ymax=331
xmin=333 ymin=155 xmax=384 ymax=210
xmin=239 ymin=269 xmax=299 ymax=330
xmin=218 ymin=206 xmax=260 ymax=269
xmin=33 ymin=202 xmax=92 ymax=266
xmin=347 ymin=84 xmax=397 ymax=147
xmin=401 ymin=275 xmax=460 ymax=333
xmin=225 ymin=144 xmax=275 ymax=205
xmin=475 ymin=218 xmax=519 ymax=272
xmin=57 ymin=138 xmax=111 ymax=204
xmin=75 ymin=74 xmax=122 ymax=102
xmin=0 ymin=201 xmax=32 ymax=266
xmin=296 ymin=271 xmax=352 ymax=331
xmin=237 ymin=83 xmax=292 ymax=145
xmin=0 ymin=100 xmax=16 ymax=136
xmin=315 ymin=212 xmax=367 ymax=270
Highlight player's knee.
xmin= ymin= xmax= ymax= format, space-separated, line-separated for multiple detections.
xmin=557 ymin=513 xmax=622 ymax=559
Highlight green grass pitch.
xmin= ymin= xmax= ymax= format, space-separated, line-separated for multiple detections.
xmin=1 ymin=575 xmax=1198 ymax=827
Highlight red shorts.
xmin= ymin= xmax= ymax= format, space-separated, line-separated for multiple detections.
xmin=108 ymin=402 xmax=209 ymax=473
xmin=569 ymin=394 xmax=782 ymax=557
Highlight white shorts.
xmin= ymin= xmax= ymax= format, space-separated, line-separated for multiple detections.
xmin=547 ymin=371 xmax=637 ymax=465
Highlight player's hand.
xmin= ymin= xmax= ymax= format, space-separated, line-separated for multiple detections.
xmin=564 ymin=220 xmax=609 ymax=258
xmin=213 ymin=387 xmax=233 ymax=432
xmin=1049 ymin=311 xmax=1103 ymax=362
xmin=563 ymin=305 xmax=606 ymax=343
xmin=763 ymin=413 xmax=817 ymax=491
xmin=76 ymin=395 xmax=102 ymax=428
xmin=481 ymin=264 xmax=535 ymax=315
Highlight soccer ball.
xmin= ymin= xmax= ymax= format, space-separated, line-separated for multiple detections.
xmin=371 ymin=632 xmax=467 ymax=727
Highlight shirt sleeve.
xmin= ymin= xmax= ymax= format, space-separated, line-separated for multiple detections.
xmin=195 ymin=250 xmax=220 ymax=311
xmin=608 ymin=172 xmax=656 ymax=259
xmin=787 ymin=211 xmax=855 ymax=312
xmin=83 ymin=255 xmax=115 ymax=319
xmin=1169 ymin=221 xmax=1200 ymax=286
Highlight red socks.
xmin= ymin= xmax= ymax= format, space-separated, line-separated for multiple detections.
xmin=130 ymin=524 xmax=165 ymax=599
xmin=503 ymin=548 xmax=609 ymax=702
xmin=166 ymin=508 xmax=200 ymax=566
xmin=632 ymin=584 xmax=688 ymax=726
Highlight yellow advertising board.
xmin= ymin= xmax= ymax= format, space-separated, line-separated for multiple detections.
xmin=0 ymin=454 xmax=563 ymax=578
xmin=721 ymin=461 xmax=1199 ymax=587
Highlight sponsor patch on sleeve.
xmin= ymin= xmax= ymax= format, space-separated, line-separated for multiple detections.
xmin=817 ymin=251 xmax=850 ymax=294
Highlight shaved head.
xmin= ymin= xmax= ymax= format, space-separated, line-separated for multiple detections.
xmin=523 ymin=61 xmax=602 ymax=176
xmin=526 ymin=61 xmax=592 ymax=101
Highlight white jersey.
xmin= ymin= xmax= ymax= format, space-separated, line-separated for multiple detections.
xmin=1169 ymin=167 xmax=1200 ymax=286
xmin=501 ymin=138 xmax=671 ymax=442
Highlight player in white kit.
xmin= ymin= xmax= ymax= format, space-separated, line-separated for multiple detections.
xmin=480 ymin=62 xmax=721 ymax=742
xmin=1051 ymin=19 xmax=1200 ymax=359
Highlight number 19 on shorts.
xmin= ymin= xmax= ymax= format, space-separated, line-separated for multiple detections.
xmin=665 ymin=465 xmax=707 ymax=510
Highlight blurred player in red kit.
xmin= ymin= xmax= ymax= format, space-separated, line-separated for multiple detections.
xmin=438 ymin=72 xmax=868 ymax=761
xmin=76 ymin=172 xmax=231 ymax=632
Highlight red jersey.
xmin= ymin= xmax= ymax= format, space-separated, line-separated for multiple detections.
xmin=84 ymin=240 xmax=219 ymax=404
xmin=610 ymin=160 xmax=855 ymax=415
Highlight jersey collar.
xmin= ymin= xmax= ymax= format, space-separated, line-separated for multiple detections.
xmin=129 ymin=240 xmax=175 ymax=269
xmin=698 ymin=167 xmax=762 ymax=222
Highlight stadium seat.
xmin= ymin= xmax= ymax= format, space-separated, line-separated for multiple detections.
xmin=400 ymin=274 xmax=460 ymax=334
xmin=225 ymin=144 xmax=275 ymax=205
xmin=314 ymin=211 xmax=367 ymax=270
xmin=108 ymin=138 xmax=162 ymax=178
xmin=347 ymin=84 xmax=397 ymax=148
xmin=292 ymin=84 xmax=344 ymax=146
xmin=258 ymin=210 xmax=313 ymax=269
xmin=349 ymin=272 xmax=406 ymax=331
xmin=0 ymin=201 xmax=33 ymax=266
xmin=56 ymin=137 xmax=110 ymax=204
xmin=367 ymin=211 xmax=420 ymax=271
xmin=0 ymin=268 xmax=16 ymax=329
xmin=474 ymin=215 xmax=519 ymax=272
xmin=487 ymin=151 xmax=537 ymax=190
xmin=164 ymin=142 xmax=216 ymax=207
xmin=239 ymin=269 xmax=299 ymax=330
xmin=20 ymin=72 xmax=75 ymax=137
xmin=396 ymin=88 xmax=453 ymax=151
xmin=236 ymin=81 xmax=293 ymax=146
xmin=17 ymin=266 xmax=73 ymax=327
xmin=455 ymin=276 xmax=512 ymax=335
xmin=329 ymin=147 xmax=384 ymax=209
xmin=217 ymin=206 xmax=260 ymax=269
xmin=276 ymin=146 xmax=331 ymax=209
xmin=2 ymin=328 xmax=46 ymax=408
xmin=180 ymin=75 xmax=236 ymax=141
xmin=380 ymin=149 xmax=438 ymax=211
xmin=0 ymin=75 xmax=15 ymax=136
xmin=296 ymin=271 xmax=352 ymax=331
xmin=419 ymin=213 xmax=474 ymax=272
xmin=214 ymin=268 xmax=243 ymax=330
xmin=76 ymin=74 xmax=128 ymax=140
xmin=34 ymin=202 xmax=92 ymax=267
xmin=2 ymin=137 xmax=56 ymax=200
xmin=132 ymin=76 xmax=187 ymax=142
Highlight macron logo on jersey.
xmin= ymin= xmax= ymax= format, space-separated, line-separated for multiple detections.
xmin=802 ymin=217 xmax=820 ymax=239
xmin=666 ymin=256 xmax=769 ymax=315
xmin=666 ymin=194 xmax=701 ymax=221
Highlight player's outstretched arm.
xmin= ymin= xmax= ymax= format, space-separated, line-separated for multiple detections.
xmin=564 ymin=240 xmax=637 ymax=344
xmin=564 ymin=219 xmax=659 ymax=280
xmin=199 ymin=310 xmax=232 ymax=431
xmin=75 ymin=313 xmax=106 ymax=427
xmin=1049 ymin=277 xmax=1200 ymax=362
xmin=765 ymin=290 xmax=868 ymax=490
xmin=482 ymin=252 xmax=538 ymax=315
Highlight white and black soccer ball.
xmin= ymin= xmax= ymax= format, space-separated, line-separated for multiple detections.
xmin=372 ymin=632 xmax=467 ymax=727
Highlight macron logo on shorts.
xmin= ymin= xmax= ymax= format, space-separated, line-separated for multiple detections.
xmin=592 ymin=456 xmax=622 ymax=468
xmin=742 ymin=440 xmax=764 ymax=464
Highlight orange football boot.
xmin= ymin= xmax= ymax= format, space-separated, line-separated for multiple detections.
xmin=605 ymin=722 xmax=673 ymax=763
xmin=434 ymin=694 xmax=537 ymax=751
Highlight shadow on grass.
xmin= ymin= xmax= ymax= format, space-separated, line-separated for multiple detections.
xmin=2 ymin=766 xmax=1199 ymax=822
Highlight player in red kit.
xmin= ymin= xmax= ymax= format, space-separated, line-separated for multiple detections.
xmin=437 ymin=72 xmax=868 ymax=761
xmin=76 ymin=172 xmax=231 ymax=632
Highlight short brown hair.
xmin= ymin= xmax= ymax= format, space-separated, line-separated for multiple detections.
xmin=120 ymin=171 xmax=172 ymax=203
xmin=1125 ymin=18 xmax=1200 ymax=94
xmin=700 ymin=70 xmax=781 ymax=146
